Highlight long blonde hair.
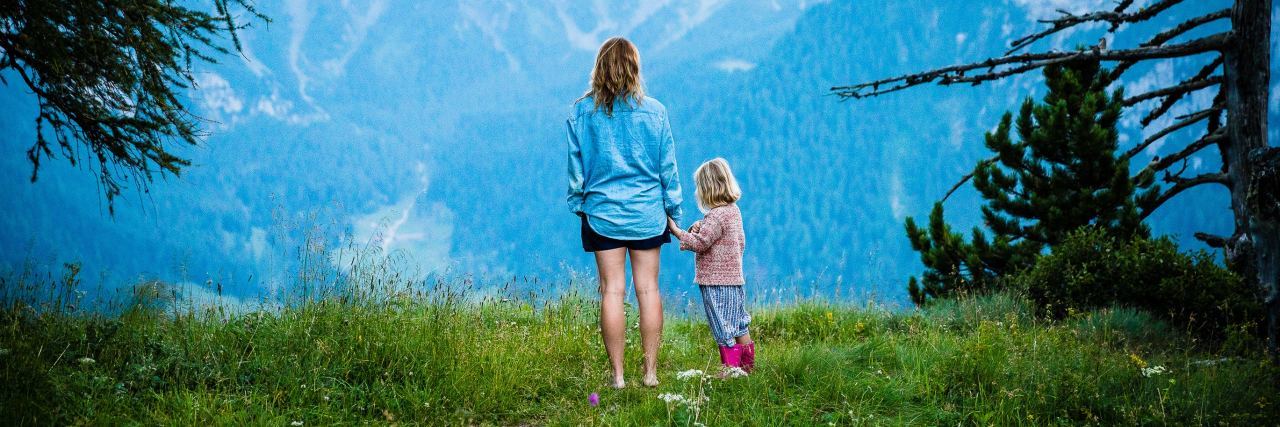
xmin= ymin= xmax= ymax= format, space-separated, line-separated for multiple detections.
xmin=694 ymin=158 xmax=742 ymax=213
xmin=582 ymin=37 xmax=644 ymax=116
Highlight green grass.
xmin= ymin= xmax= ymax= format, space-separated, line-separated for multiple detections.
xmin=1 ymin=285 xmax=1277 ymax=425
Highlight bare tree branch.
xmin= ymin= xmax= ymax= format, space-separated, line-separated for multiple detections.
xmin=1194 ymin=231 xmax=1229 ymax=248
xmin=940 ymin=157 xmax=997 ymax=203
xmin=1123 ymin=76 xmax=1222 ymax=106
xmin=831 ymin=33 xmax=1230 ymax=100
xmin=1134 ymin=128 xmax=1226 ymax=170
xmin=1107 ymin=10 xmax=1230 ymax=80
xmin=1139 ymin=57 xmax=1224 ymax=126
xmin=1124 ymin=105 xmax=1223 ymax=159
xmin=1141 ymin=9 xmax=1231 ymax=48
xmin=1140 ymin=172 xmax=1230 ymax=218
xmin=1006 ymin=0 xmax=1184 ymax=54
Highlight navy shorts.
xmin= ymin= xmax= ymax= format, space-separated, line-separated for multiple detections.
xmin=580 ymin=215 xmax=670 ymax=252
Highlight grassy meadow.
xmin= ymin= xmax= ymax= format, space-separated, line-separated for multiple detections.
xmin=1 ymin=270 xmax=1278 ymax=426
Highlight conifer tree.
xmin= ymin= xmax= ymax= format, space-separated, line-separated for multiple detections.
xmin=0 ymin=0 xmax=267 ymax=213
xmin=906 ymin=60 xmax=1153 ymax=305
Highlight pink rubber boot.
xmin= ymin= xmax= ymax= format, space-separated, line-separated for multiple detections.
xmin=718 ymin=345 xmax=742 ymax=368
xmin=741 ymin=343 xmax=756 ymax=372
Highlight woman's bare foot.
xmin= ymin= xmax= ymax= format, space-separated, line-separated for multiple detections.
xmin=611 ymin=376 xmax=626 ymax=389
xmin=642 ymin=373 xmax=659 ymax=387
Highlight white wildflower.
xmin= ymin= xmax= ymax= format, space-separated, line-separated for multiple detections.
xmin=77 ymin=357 xmax=95 ymax=365
xmin=721 ymin=366 xmax=749 ymax=378
xmin=676 ymin=369 xmax=706 ymax=381
xmin=658 ymin=393 xmax=687 ymax=404
xmin=291 ymin=421 xmax=303 ymax=426
xmin=323 ymin=396 xmax=330 ymax=401
xmin=1141 ymin=365 xmax=1169 ymax=377
xmin=0 ymin=348 xmax=9 ymax=356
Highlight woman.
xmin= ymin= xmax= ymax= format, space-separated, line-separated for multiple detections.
xmin=566 ymin=37 xmax=682 ymax=388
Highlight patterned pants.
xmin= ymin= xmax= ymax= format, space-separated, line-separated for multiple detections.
xmin=699 ymin=285 xmax=751 ymax=347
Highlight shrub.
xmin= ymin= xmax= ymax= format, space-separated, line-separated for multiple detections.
xmin=1015 ymin=228 xmax=1260 ymax=340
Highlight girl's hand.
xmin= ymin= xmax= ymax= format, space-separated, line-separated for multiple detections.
xmin=689 ymin=221 xmax=701 ymax=233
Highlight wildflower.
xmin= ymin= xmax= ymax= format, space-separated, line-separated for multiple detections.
xmin=854 ymin=321 xmax=866 ymax=334
xmin=1129 ymin=353 xmax=1148 ymax=369
xmin=676 ymin=369 xmax=706 ymax=381
xmin=323 ymin=396 xmax=330 ymax=402
xmin=0 ymin=348 xmax=9 ymax=356
xmin=658 ymin=393 xmax=688 ymax=404
xmin=1141 ymin=365 xmax=1169 ymax=377
xmin=721 ymin=366 xmax=748 ymax=378
xmin=291 ymin=421 xmax=303 ymax=426
xmin=589 ymin=392 xmax=599 ymax=407
xmin=77 ymin=357 xmax=95 ymax=365
xmin=825 ymin=311 xmax=834 ymax=323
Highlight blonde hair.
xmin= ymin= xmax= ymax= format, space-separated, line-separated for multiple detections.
xmin=694 ymin=158 xmax=742 ymax=212
xmin=581 ymin=37 xmax=644 ymax=116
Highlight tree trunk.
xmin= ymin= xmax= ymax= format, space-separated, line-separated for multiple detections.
xmin=1223 ymin=0 xmax=1278 ymax=356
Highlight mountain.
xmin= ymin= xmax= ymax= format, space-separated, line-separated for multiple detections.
xmin=0 ymin=0 xmax=1265 ymax=306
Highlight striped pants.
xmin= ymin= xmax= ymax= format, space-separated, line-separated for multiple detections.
xmin=699 ymin=285 xmax=751 ymax=347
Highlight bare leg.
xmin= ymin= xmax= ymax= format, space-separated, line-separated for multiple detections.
xmin=735 ymin=334 xmax=753 ymax=345
xmin=595 ymin=248 xmax=629 ymax=388
xmin=629 ymin=247 xmax=663 ymax=387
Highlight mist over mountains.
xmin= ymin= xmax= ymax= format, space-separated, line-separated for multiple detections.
xmin=0 ymin=0 xmax=1269 ymax=305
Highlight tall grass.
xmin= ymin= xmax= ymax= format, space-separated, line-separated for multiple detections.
xmin=2 ymin=215 xmax=1276 ymax=424
xmin=2 ymin=273 xmax=1277 ymax=425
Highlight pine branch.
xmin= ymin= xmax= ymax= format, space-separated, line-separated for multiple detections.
xmin=1006 ymin=0 xmax=1184 ymax=54
xmin=831 ymin=32 xmax=1229 ymax=100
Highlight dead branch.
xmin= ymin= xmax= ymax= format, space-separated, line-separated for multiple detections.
xmin=1124 ymin=76 xmax=1222 ymax=106
xmin=1194 ymin=231 xmax=1229 ymax=248
xmin=1124 ymin=105 xmax=1223 ymax=159
xmin=1139 ymin=57 xmax=1224 ymax=126
xmin=1108 ymin=10 xmax=1230 ymax=80
xmin=1134 ymin=129 xmax=1227 ymax=171
xmin=1141 ymin=172 xmax=1230 ymax=218
xmin=940 ymin=157 xmax=997 ymax=203
xmin=831 ymin=32 xmax=1230 ymax=100
xmin=1006 ymin=0 xmax=1184 ymax=54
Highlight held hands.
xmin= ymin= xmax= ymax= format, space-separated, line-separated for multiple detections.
xmin=667 ymin=217 xmax=682 ymax=238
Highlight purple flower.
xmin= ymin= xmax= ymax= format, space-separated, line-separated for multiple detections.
xmin=589 ymin=392 xmax=600 ymax=407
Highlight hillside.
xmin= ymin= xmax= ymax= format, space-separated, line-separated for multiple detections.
xmin=2 ymin=282 xmax=1276 ymax=424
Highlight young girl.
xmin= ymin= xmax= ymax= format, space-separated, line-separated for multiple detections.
xmin=667 ymin=158 xmax=754 ymax=373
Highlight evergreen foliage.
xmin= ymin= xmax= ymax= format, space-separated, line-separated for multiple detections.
xmin=0 ymin=0 xmax=267 ymax=213
xmin=1015 ymin=228 xmax=1260 ymax=340
xmin=906 ymin=60 xmax=1155 ymax=305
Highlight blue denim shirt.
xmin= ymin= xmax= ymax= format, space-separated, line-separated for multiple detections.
xmin=567 ymin=95 xmax=683 ymax=240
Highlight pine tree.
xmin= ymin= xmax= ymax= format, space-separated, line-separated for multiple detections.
xmin=905 ymin=60 xmax=1153 ymax=305
xmin=0 ymin=0 xmax=268 ymax=213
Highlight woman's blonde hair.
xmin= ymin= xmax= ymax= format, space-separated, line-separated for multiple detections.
xmin=582 ymin=37 xmax=644 ymax=116
xmin=694 ymin=158 xmax=742 ymax=212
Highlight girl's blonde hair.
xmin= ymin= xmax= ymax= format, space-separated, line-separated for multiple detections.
xmin=581 ymin=37 xmax=644 ymax=116
xmin=694 ymin=158 xmax=741 ymax=212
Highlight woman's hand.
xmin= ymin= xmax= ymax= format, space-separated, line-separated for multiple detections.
xmin=667 ymin=217 xmax=681 ymax=235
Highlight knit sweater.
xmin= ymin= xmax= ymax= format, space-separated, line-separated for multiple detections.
xmin=672 ymin=204 xmax=745 ymax=285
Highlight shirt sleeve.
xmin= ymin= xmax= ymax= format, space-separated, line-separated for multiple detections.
xmin=658 ymin=113 xmax=683 ymax=222
xmin=677 ymin=214 xmax=724 ymax=253
xmin=566 ymin=117 xmax=585 ymax=214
